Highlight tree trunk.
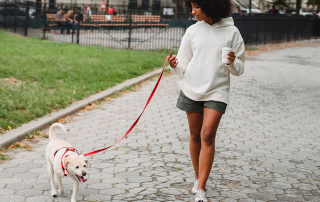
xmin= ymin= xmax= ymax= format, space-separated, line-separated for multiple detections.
xmin=296 ymin=0 xmax=301 ymax=15
xmin=175 ymin=0 xmax=178 ymax=19
xmin=36 ymin=0 xmax=42 ymax=18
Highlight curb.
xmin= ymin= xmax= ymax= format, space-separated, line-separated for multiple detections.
xmin=0 ymin=67 xmax=166 ymax=150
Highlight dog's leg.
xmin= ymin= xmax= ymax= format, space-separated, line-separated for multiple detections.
xmin=71 ymin=178 xmax=79 ymax=202
xmin=55 ymin=173 xmax=64 ymax=196
xmin=47 ymin=160 xmax=58 ymax=197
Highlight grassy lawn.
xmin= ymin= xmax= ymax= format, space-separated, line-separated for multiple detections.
xmin=0 ymin=31 xmax=171 ymax=133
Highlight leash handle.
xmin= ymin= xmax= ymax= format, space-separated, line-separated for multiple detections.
xmin=83 ymin=56 xmax=170 ymax=156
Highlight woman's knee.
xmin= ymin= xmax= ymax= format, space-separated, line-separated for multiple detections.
xmin=190 ymin=131 xmax=201 ymax=143
xmin=201 ymin=129 xmax=216 ymax=146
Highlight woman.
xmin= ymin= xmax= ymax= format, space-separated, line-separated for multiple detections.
xmin=168 ymin=0 xmax=245 ymax=201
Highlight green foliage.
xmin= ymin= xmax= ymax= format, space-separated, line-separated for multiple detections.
xmin=306 ymin=0 xmax=320 ymax=6
xmin=273 ymin=0 xmax=289 ymax=7
xmin=0 ymin=31 xmax=170 ymax=131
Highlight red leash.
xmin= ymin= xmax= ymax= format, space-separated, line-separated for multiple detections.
xmin=83 ymin=56 xmax=169 ymax=157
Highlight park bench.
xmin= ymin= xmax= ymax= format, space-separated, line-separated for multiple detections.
xmin=84 ymin=14 xmax=129 ymax=27
xmin=46 ymin=13 xmax=65 ymax=28
xmin=44 ymin=13 xmax=90 ymax=32
xmin=82 ymin=14 xmax=168 ymax=29
xmin=43 ymin=14 xmax=66 ymax=32
xmin=45 ymin=13 xmax=88 ymax=27
xmin=44 ymin=14 xmax=168 ymax=31
xmin=131 ymin=15 xmax=168 ymax=28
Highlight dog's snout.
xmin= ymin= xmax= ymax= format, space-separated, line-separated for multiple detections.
xmin=82 ymin=172 xmax=86 ymax=176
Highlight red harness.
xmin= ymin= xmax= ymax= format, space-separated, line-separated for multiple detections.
xmin=54 ymin=147 xmax=79 ymax=176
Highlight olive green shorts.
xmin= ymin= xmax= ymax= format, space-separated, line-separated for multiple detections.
xmin=176 ymin=91 xmax=227 ymax=114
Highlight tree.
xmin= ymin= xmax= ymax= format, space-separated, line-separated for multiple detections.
xmin=273 ymin=0 xmax=288 ymax=8
xmin=35 ymin=0 xmax=42 ymax=18
xmin=293 ymin=0 xmax=301 ymax=15
xmin=173 ymin=0 xmax=179 ymax=19
xmin=306 ymin=0 xmax=320 ymax=9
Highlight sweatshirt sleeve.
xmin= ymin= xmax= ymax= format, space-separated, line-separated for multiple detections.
xmin=226 ymin=39 xmax=245 ymax=76
xmin=169 ymin=31 xmax=193 ymax=76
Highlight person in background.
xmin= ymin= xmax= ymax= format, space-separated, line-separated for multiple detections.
xmin=82 ymin=4 xmax=91 ymax=21
xmin=66 ymin=7 xmax=78 ymax=34
xmin=87 ymin=6 xmax=92 ymax=17
xmin=107 ymin=6 xmax=114 ymax=15
xmin=270 ymin=5 xmax=279 ymax=14
xmin=168 ymin=0 xmax=245 ymax=201
xmin=55 ymin=9 xmax=66 ymax=34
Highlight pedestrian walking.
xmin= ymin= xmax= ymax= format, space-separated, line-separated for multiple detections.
xmin=168 ymin=0 xmax=245 ymax=201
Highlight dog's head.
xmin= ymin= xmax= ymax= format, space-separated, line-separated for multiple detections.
xmin=65 ymin=155 xmax=88 ymax=182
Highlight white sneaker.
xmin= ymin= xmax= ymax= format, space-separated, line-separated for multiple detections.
xmin=195 ymin=189 xmax=208 ymax=202
xmin=192 ymin=179 xmax=199 ymax=194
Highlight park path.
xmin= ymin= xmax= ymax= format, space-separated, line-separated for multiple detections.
xmin=0 ymin=43 xmax=320 ymax=201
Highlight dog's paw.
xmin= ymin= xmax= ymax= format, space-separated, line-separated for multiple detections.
xmin=59 ymin=189 xmax=65 ymax=196
xmin=51 ymin=191 xmax=58 ymax=198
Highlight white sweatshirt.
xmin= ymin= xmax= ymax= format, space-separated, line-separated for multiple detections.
xmin=170 ymin=17 xmax=245 ymax=105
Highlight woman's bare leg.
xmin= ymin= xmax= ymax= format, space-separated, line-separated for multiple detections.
xmin=198 ymin=107 xmax=222 ymax=190
xmin=186 ymin=111 xmax=203 ymax=180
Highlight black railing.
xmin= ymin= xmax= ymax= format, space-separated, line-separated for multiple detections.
xmin=233 ymin=14 xmax=319 ymax=44
xmin=1 ymin=1 xmax=319 ymax=50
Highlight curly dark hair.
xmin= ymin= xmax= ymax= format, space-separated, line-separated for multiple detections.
xmin=183 ymin=0 xmax=231 ymax=19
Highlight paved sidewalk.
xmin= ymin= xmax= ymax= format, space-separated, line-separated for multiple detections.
xmin=1 ymin=43 xmax=320 ymax=202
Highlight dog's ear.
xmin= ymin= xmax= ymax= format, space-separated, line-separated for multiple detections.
xmin=65 ymin=156 xmax=72 ymax=167
xmin=80 ymin=155 xmax=88 ymax=166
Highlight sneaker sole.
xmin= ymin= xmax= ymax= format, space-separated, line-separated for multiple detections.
xmin=195 ymin=198 xmax=208 ymax=202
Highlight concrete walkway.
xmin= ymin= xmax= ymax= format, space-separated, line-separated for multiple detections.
xmin=0 ymin=43 xmax=320 ymax=202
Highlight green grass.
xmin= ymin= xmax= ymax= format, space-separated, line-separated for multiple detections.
xmin=0 ymin=31 xmax=171 ymax=131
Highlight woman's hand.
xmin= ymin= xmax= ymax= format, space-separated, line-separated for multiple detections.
xmin=227 ymin=51 xmax=236 ymax=65
xmin=169 ymin=51 xmax=178 ymax=68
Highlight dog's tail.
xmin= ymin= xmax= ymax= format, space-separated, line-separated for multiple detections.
xmin=49 ymin=123 xmax=66 ymax=140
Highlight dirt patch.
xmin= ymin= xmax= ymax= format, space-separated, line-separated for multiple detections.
xmin=0 ymin=77 xmax=22 ymax=85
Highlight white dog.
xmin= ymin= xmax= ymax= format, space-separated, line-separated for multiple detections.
xmin=46 ymin=123 xmax=88 ymax=202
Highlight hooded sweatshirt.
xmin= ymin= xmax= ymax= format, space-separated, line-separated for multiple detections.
xmin=170 ymin=17 xmax=245 ymax=105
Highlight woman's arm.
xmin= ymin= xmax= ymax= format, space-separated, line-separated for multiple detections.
xmin=225 ymin=40 xmax=245 ymax=76
xmin=169 ymin=32 xmax=193 ymax=76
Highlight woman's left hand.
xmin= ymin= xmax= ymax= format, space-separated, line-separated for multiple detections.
xmin=227 ymin=51 xmax=236 ymax=65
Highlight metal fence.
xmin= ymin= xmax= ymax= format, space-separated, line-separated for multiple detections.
xmin=1 ymin=1 xmax=319 ymax=50
xmin=233 ymin=14 xmax=320 ymax=44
